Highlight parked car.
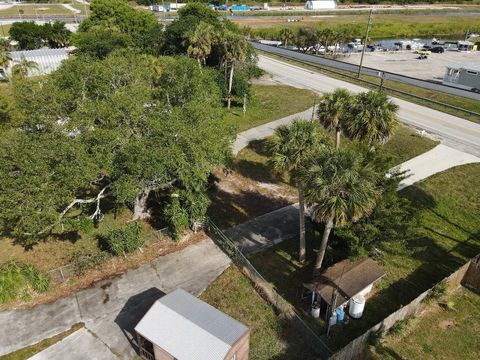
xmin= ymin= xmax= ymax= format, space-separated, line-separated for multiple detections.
xmin=431 ymin=46 xmax=445 ymax=53
xmin=415 ymin=49 xmax=431 ymax=55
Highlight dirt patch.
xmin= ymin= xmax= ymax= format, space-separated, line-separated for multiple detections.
xmin=208 ymin=168 xmax=297 ymax=229
xmin=438 ymin=319 xmax=457 ymax=330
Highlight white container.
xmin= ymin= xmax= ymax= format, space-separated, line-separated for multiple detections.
xmin=329 ymin=314 xmax=337 ymax=326
xmin=349 ymin=295 xmax=366 ymax=319
xmin=311 ymin=306 xmax=320 ymax=318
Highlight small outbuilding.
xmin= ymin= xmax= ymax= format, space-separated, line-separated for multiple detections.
xmin=135 ymin=288 xmax=250 ymax=360
xmin=303 ymin=257 xmax=385 ymax=319
xmin=305 ymin=0 xmax=336 ymax=10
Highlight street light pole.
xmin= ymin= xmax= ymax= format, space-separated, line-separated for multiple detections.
xmin=357 ymin=9 xmax=373 ymax=78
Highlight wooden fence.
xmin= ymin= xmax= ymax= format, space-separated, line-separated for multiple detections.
xmin=331 ymin=254 xmax=479 ymax=360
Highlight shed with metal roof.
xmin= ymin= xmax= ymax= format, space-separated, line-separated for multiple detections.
xmin=135 ymin=288 xmax=250 ymax=360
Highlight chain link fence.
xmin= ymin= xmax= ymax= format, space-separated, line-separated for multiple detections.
xmin=206 ymin=218 xmax=333 ymax=359
xmin=47 ymin=227 xmax=167 ymax=284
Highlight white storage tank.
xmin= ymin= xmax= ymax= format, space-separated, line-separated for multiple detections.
xmin=349 ymin=294 xmax=366 ymax=319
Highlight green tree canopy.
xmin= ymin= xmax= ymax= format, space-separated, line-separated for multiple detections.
xmin=78 ymin=0 xmax=162 ymax=53
xmin=1 ymin=51 xmax=233 ymax=245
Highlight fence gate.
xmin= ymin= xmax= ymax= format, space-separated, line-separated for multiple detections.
xmin=462 ymin=255 xmax=480 ymax=293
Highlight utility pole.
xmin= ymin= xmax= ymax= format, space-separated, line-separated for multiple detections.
xmin=357 ymin=9 xmax=373 ymax=78
xmin=243 ymin=93 xmax=247 ymax=116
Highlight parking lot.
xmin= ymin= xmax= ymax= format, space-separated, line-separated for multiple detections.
xmin=342 ymin=50 xmax=480 ymax=81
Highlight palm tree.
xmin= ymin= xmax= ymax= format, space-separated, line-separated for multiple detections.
xmin=185 ymin=22 xmax=216 ymax=67
xmin=343 ymin=91 xmax=399 ymax=148
xmin=0 ymin=51 xmax=11 ymax=70
xmin=270 ymin=119 xmax=323 ymax=263
xmin=11 ymin=56 xmax=38 ymax=79
xmin=279 ymin=28 xmax=294 ymax=48
xmin=300 ymin=148 xmax=378 ymax=274
xmin=317 ymin=88 xmax=351 ymax=149
xmin=222 ymin=31 xmax=249 ymax=109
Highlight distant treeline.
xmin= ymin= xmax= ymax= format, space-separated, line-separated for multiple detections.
xmin=134 ymin=0 xmax=480 ymax=5
xmin=246 ymin=20 xmax=480 ymax=41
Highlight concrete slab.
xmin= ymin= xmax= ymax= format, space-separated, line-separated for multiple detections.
xmin=0 ymin=296 xmax=82 ymax=355
xmin=224 ymin=204 xmax=300 ymax=254
xmin=396 ymin=144 xmax=480 ymax=190
xmin=28 ymin=328 xmax=117 ymax=360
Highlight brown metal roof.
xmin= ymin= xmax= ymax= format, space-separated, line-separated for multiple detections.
xmin=303 ymin=258 xmax=385 ymax=307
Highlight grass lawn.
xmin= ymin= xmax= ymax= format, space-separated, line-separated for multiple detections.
xmin=258 ymin=52 xmax=480 ymax=124
xmin=0 ymin=4 xmax=73 ymax=17
xmin=369 ymin=287 xmax=480 ymax=360
xmin=250 ymin=163 xmax=480 ymax=350
xmin=200 ymin=265 xmax=319 ymax=360
xmin=226 ymin=84 xmax=318 ymax=133
xmin=0 ymin=323 xmax=83 ymax=360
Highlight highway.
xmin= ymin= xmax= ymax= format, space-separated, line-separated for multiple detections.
xmin=258 ymin=55 xmax=480 ymax=157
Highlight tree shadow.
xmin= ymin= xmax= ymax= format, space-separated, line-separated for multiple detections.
xmin=114 ymin=287 xmax=165 ymax=355
xmin=207 ymin=187 xmax=292 ymax=229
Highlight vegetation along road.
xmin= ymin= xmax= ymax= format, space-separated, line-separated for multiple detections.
xmin=258 ymin=55 xmax=480 ymax=157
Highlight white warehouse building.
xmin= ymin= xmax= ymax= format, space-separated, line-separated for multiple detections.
xmin=305 ymin=0 xmax=336 ymax=10
xmin=4 ymin=48 xmax=69 ymax=77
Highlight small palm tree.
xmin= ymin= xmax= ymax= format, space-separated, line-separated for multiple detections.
xmin=185 ymin=22 xmax=216 ymax=67
xmin=270 ymin=119 xmax=324 ymax=263
xmin=343 ymin=91 xmax=399 ymax=148
xmin=300 ymin=148 xmax=378 ymax=274
xmin=317 ymin=88 xmax=351 ymax=149
xmin=0 ymin=51 xmax=11 ymax=70
xmin=279 ymin=28 xmax=294 ymax=48
xmin=222 ymin=31 xmax=249 ymax=109
xmin=11 ymin=56 xmax=38 ymax=79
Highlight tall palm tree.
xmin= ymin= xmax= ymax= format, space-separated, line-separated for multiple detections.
xmin=279 ymin=28 xmax=294 ymax=48
xmin=222 ymin=31 xmax=249 ymax=109
xmin=185 ymin=22 xmax=216 ymax=67
xmin=270 ymin=119 xmax=323 ymax=263
xmin=11 ymin=57 xmax=38 ymax=79
xmin=300 ymin=148 xmax=378 ymax=274
xmin=343 ymin=91 xmax=399 ymax=148
xmin=317 ymin=88 xmax=351 ymax=150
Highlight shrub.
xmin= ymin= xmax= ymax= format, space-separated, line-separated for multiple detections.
xmin=71 ymin=250 xmax=110 ymax=276
xmin=163 ymin=197 xmax=189 ymax=240
xmin=106 ymin=222 xmax=144 ymax=256
xmin=0 ymin=261 xmax=50 ymax=304
xmin=388 ymin=318 xmax=412 ymax=337
xmin=425 ymin=281 xmax=447 ymax=304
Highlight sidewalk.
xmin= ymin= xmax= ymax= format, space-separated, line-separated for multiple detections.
xmin=395 ymin=144 xmax=480 ymax=190
xmin=233 ymin=107 xmax=314 ymax=155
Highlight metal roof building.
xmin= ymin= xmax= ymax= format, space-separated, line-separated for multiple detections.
xmin=135 ymin=289 xmax=250 ymax=360
xmin=6 ymin=48 xmax=68 ymax=77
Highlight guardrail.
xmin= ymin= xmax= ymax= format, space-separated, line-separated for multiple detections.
xmin=206 ymin=218 xmax=333 ymax=359
xmin=251 ymin=42 xmax=480 ymax=105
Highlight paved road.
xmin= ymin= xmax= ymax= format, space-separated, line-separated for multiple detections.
xmin=258 ymin=55 xmax=480 ymax=157
xmin=252 ymin=43 xmax=480 ymax=101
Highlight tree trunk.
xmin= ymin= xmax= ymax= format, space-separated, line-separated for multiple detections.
xmin=227 ymin=62 xmax=234 ymax=110
xmin=132 ymin=188 xmax=151 ymax=220
xmin=298 ymin=187 xmax=306 ymax=263
xmin=335 ymin=128 xmax=341 ymax=150
xmin=313 ymin=216 xmax=334 ymax=275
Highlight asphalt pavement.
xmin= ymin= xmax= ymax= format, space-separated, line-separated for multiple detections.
xmin=258 ymin=55 xmax=480 ymax=157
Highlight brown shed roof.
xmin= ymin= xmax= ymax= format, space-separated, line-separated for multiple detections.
xmin=303 ymin=258 xmax=385 ymax=307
